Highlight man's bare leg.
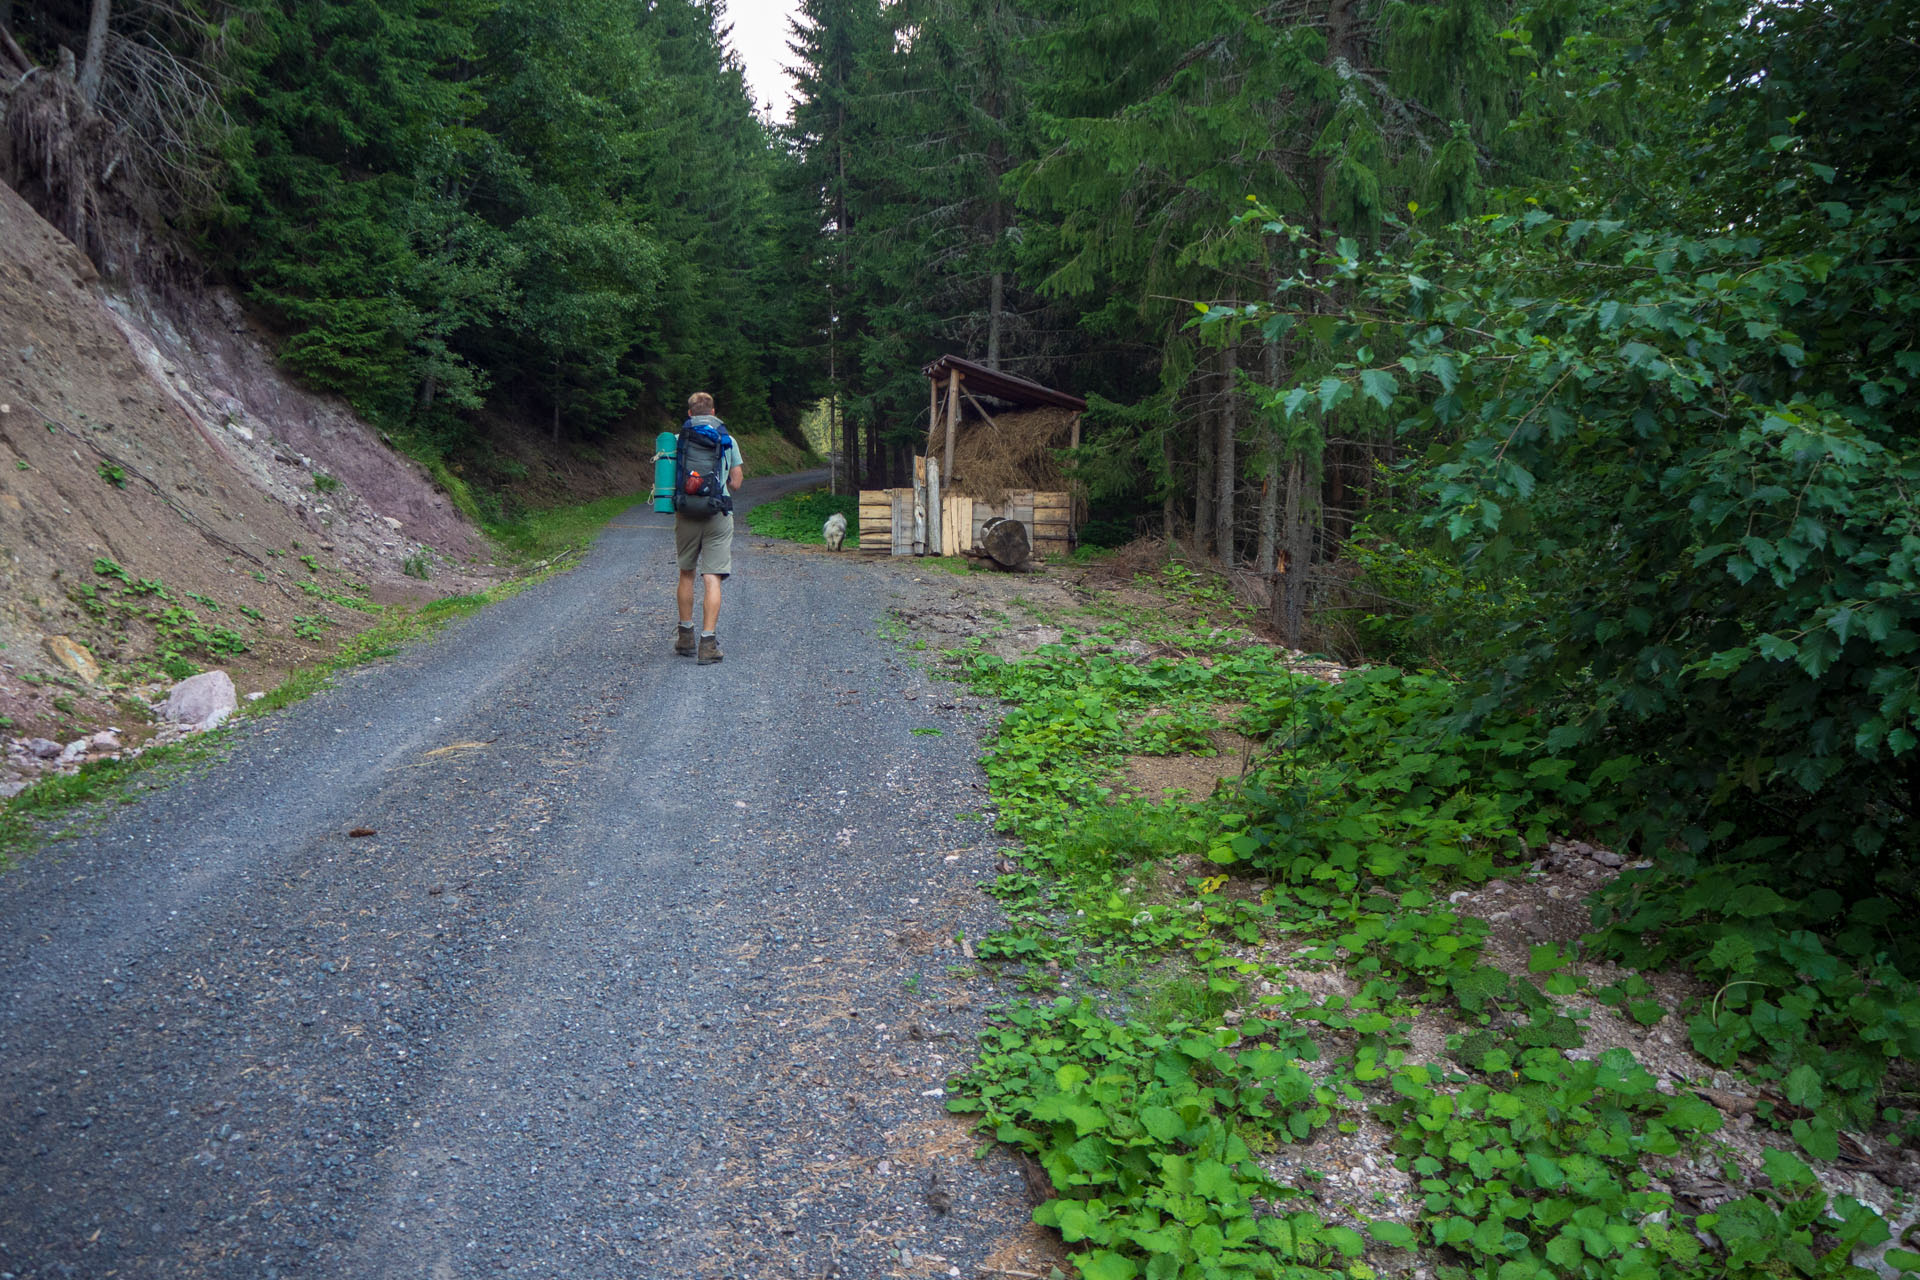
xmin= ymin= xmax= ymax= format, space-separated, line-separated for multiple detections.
xmin=677 ymin=570 xmax=697 ymax=624
xmin=702 ymin=573 xmax=722 ymax=631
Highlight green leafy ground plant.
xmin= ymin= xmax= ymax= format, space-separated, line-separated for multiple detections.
xmin=940 ymin=581 xmax=1913 ymax=1280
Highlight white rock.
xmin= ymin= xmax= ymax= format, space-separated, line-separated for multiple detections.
xmin=247 ymin=691 xmax=265 ymax=702
xmin=24 ymin=737 xmax=61 ymax=760
xmin=90 ymin=731 xmax=121 ymax=750
xmin=1858 ymin=1209 xmax=1920 ymax=1280
xmin=159 ymin=670 xmax=237 ymax=730
xmin=58 ymin=739 xmax=89 ymax=764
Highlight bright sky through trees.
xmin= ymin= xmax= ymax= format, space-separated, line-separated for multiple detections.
xmin=725 ymin=0 xmax=804 ymax=118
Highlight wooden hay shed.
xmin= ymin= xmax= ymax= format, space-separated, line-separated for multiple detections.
xmin=859 ymin=356 xmax=1087 ymax=564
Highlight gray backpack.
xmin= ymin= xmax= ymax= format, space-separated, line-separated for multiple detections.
xmin=672 ymin=419 xmax=733 ymax=519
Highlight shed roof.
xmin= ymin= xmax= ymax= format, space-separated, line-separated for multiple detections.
xmin=922 ymin=354 xmax=1087 ymax=411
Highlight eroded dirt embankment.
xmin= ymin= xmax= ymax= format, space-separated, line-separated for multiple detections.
xmin=0 ymin=181 xmax=497 ymax=746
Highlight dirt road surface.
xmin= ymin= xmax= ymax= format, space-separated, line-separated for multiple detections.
xmin=0 ymin=472 xmax=1040 ymax=1279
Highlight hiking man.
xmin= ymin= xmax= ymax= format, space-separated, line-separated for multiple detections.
xmin=672 ymin=391 xmax=745 ymax=664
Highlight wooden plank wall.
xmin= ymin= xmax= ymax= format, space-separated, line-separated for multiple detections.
xmin=1032 ymin=491 xmax=1072 ymax=558
xmin=858 ymin=490 xmax=891 ymax=553
xmin=968 ymin=490 xmax=1072 ymax=558
xmin=860 ymin=481 xmax=1074 ymax=559
xmin=941 ymin=495 xmax=971 ymax=556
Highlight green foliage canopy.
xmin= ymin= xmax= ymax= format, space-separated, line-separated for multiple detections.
xmin=214 ymin=0 xmax=802 ymax=454
xmin=1215 ymin=0 xmax=1920 ymax=891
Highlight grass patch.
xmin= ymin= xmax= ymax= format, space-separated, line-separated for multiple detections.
xmin=744 ymin=487 xmax=857 ymax=545
xmin=486 ymin=492 xmax=644 ymax=562
xmin=922 ymin=555 xmax=986 ymax=575
xmin=731 ymin=428 xmax=822 ymax=477
xmin=0 ymin=739 xmax=219 ymax=866
xmin=246 ymin=591 xmax=500 ymax=717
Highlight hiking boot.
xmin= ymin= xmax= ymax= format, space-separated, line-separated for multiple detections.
xmin=697 ymin=634 xmax=723 ymax=665
xmin=673 ymin=625 xmax=696 ymax=657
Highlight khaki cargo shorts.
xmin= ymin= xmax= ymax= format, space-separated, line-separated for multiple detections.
xmin=674 ymin=512 xmax=734 ymax=578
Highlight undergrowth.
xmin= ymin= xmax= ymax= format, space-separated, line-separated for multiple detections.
xmin=485 ymin=492 xmax=647 ymax=561
xmin=940 ymin=565 xmax=1919 ymax=1280
xmin=744 ymin=486 xmax=857 ymax=545
xmin=727 ymin=428 xmax=822 ymax=477
xmin=0 ymin=738 xmax=219 ymax=866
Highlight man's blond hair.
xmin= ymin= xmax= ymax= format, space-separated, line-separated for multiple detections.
xmin=687 ymin=391 xmax=716 ymax=416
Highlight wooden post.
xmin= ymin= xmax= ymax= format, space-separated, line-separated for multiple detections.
xmin=960 ymin=386 xmax=1001 ymax=434
xmin=944 ymin=369 xmax=960 ymax=486
xmin=927 ymin=456 xmax=942 ymax=557
xmin=1069 ymin=411 xmax=1084 ymax=536
xmin=912 ymin=456 xmax=928 ymax=555
xmin=927 ymin=376 xmax=941 ymax=454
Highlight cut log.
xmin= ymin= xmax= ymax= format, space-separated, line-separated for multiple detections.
xmin=979 ymin=515 xmax=1031 ymax=569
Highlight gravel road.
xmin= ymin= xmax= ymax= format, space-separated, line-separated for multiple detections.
xmin=0 ymin=471 xmax=1038 ymax=1279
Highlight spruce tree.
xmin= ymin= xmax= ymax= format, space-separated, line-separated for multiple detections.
xmin=215 ymin=0 xmax=801 ymax=461
xmin=1012 ymin=0 xmax=1563 ymax=598
xmin=784 ymin=0 xmax=891 ymax=484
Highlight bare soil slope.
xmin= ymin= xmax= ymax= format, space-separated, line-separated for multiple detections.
xmin=0 ymin=183 xmax=489 ymax=739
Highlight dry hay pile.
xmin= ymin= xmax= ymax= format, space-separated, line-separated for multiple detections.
xmin=944 ymin=405 xmax=1077 ymax=503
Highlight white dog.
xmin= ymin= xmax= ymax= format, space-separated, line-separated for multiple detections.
xmin=823 ymin=511 xmax=847 ymax=551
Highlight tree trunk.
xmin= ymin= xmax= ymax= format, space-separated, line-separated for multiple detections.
xmin=1214 ymin=336 xmax=1236 ymax=567
xmin=986 ymin=267 xmax=1004 ymax=371
xmin=1161 ymin=424 xmax=1176 ymax=541
xmin=985 ymin=186 xmax=1006 ymax=368
xmin=1 ymin=20 xmax=30 ymax=76
xmin=1194 ymin=388 xmax=1215 ymax=561
xmin=1326 ymin=441 xmax=1350 ymax=543
xmin=77 ymin=0 xmax=110 ymax=106
xmin=1278 ymin=456 xmax=1312 ymax=646
xmin=1256 ymin=302 xmax=1280 ymax=575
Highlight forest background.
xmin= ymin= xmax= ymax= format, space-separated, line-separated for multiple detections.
xmin=2 ymin=0 xmax=1916 ymax=1273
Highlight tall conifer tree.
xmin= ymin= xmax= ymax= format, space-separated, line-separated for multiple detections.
xmin=784 ymin=0 xmax=890 ymax=484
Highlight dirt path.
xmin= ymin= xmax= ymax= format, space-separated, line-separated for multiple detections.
xmin=0 ymin=476 xmax=1041 ymax=1279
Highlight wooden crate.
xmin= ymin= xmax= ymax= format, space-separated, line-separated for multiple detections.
xmin=858 ymin=490 xmax=892 ymax=553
